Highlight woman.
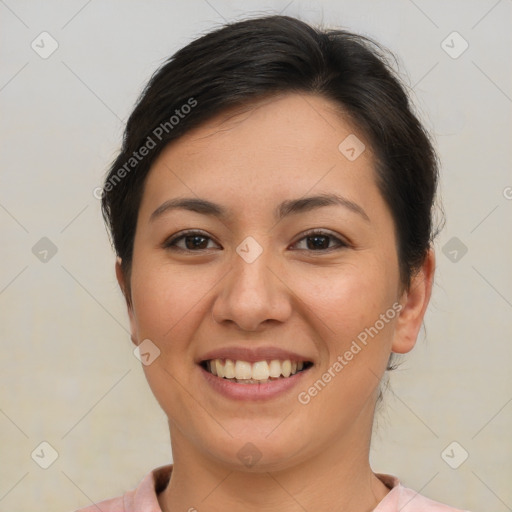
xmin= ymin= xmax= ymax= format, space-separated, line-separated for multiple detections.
xmin=77 ymin=14 xmax=469 ymax=512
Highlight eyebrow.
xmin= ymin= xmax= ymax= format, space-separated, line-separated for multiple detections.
xmin=149 ymin=193 xmax=370 ymax=223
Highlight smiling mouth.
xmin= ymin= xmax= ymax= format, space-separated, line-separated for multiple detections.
xmin=200 ymin=358 xmax=313 ymax=384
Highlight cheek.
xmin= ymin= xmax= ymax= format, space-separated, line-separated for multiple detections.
xmin=291 ymin=261 xmax=397 ymax=341
xmin=129 ymin=262 xmax=209 ymax=418
xmin=130 ymin=259 xmax=213 ymax=341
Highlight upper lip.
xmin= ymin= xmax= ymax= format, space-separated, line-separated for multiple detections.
xmin=197 ymin=346 xmax=313 ymax=364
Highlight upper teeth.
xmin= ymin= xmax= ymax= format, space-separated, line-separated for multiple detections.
xmin=207 ymin=359 xmax=305 ymax=381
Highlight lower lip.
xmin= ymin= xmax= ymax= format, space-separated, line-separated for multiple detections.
xmin=199 ymin=364 xmax=310 ymax=401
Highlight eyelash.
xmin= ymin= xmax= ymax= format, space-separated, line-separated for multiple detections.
xmin=162 ymin=229 xmax=349 ymax=253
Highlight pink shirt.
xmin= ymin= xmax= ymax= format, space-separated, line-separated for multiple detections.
xmin=74 ymin=465 xmax=470 ymax=512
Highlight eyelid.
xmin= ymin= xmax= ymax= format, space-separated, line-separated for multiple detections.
xmin=163 ymin=228 xmax=350 ymax=252
xmin=162 ymin=229 xmax=221 ymax=251
xmin=290 ymin=228 xmax=349 ymax=250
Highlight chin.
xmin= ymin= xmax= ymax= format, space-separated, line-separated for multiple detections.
xmin=197 ymin=423 xmax=312 ymax=472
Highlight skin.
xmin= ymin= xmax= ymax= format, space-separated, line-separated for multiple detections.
xmin=116 ymin=92 xmax=435 ymax=512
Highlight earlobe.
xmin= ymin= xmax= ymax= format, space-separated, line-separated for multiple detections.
xmin=391 ymin=248 xmax=435 ymax=354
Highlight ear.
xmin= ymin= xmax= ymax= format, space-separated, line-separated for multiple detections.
xmin=392 ymin=248 xmax=435 ymax=354
xmin=115 ymin=257 xmax=138 ymax=346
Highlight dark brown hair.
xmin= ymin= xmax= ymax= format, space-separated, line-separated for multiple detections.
xmin=101 ymin=15 xmax=439 ymax=296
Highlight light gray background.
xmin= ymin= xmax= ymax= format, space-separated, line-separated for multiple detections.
xmin=1 ymin=1 xmax=511 ymax=511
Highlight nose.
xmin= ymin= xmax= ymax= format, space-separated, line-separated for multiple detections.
xmin=211 ymin=246 xmax=293 ymax=332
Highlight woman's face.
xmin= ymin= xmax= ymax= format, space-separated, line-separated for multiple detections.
xmin=119 ymin=93 xmax=432 ymax=471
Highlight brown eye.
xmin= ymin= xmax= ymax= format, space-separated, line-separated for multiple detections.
xmin=292 ymin=230 xmax=348 ymax=251
xmin=183 ymin=235 xmax=209 ymax=250
xmin=164 ymin=231 xmax=221 ymax=251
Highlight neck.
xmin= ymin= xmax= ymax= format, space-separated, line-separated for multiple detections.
xmin=158 ymin=407 xmax=389 ymax=512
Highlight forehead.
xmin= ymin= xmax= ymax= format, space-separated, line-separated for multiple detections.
xmin=141 ymin=92 xmax=383 ymax=220
xmin=153 ymin=93 xmax=373 ymax=178
xmin=164 ymin=92 xmax=368 ymax=161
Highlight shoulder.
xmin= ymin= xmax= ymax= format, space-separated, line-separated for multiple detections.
xmin=375 ymin=474 xmax=471 ymax=512
xmin=73 ymin=493 xmax=130 ymax=512
xmin=72 ymin=464 xmax=172 ymax=512
xmin=397 ymin=486 xmax=470 ymax=511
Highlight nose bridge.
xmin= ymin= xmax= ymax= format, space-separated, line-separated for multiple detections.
xmin=211 ymin=236 xmax=291 ymax=330
xmin=231 ymin=236 xmax=277 ymax=304
xmin=233 ymin=245 xmax=273 ymax=298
